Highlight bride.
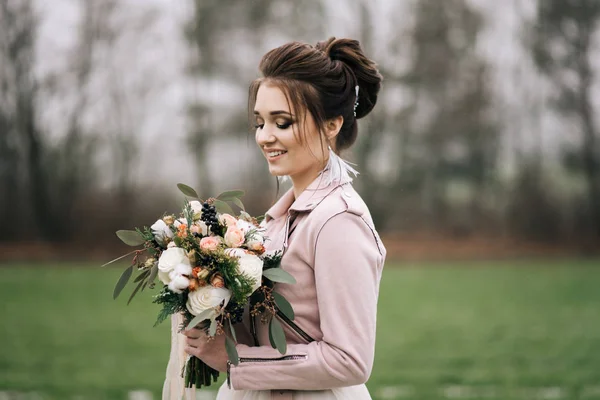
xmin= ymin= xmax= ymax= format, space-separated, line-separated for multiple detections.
xmin=167 ymin=36 xmax=386 ymax=400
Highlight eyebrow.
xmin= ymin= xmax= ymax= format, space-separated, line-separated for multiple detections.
xmin=253 ymin=110 xmax=294 ymax=117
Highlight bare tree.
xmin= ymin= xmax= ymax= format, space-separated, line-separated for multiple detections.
xmin=530 ymin=0 xmax=600 ymax=237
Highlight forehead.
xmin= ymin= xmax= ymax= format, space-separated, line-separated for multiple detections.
xmin=254 ymin=84 xmax=292 ymax=113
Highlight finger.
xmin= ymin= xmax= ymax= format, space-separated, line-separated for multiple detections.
xmin=183 ymin=327 xmax=204 ymax=336
xmin=184 ymin=345 xmax=198 ymax=357
xmin=186 ymin=337 xmax=197 ymax=348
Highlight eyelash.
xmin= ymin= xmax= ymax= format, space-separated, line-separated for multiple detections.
xmin=254 ymin=121 xmax=293 ymax=130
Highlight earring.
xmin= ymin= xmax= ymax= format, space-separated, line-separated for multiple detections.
xmin=323 ymin=145 xmax=359 ymax=186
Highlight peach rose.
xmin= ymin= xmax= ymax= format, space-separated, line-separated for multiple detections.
xmin=210 ymin=273 xmax=225 ymax=288
xmin=200 ymin=236 xmax=221 ymax=251
xmin=224 ymin=227 xmax=245 ymax=248
xmin=188 ymin=278 xmax=200 ymax=291
xmin=219 ymin=213 xmax=238 ymax=228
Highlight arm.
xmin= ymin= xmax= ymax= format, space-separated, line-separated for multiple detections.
xmin=229 ymin=212 xmax=384 ymax=390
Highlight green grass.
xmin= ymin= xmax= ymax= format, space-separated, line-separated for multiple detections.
xmin=1 ymin=259 xmax=600 ymax=399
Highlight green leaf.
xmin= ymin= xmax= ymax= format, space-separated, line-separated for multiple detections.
xmin=209 ymin=319 xmax=218 ymax=337
xmin=177 ymin=183 xmax=200 ymax=198
xmin=273 ymin=292 xmax=295 ymax=320
xmin=268 ymin=319 xmax=277 ymax=349
xmin=263 ymin=268 xmax=296 ymax=284
xmin=228 ymin=319 xmax=238 ymax=342
xmin=232 ymin=197 xmax=245 ymax=211
xmin=133 ymin=269 xmax=150 ymax=283
xmin=116 ymin=230 xmax=145 ymax=247
xmin=147 ymin=263 xmax=158 ymax=285
xmin=101 ymin=250 xmax=138 ymax=267
xmin=113 ymin=265 xmax=134 ymax=299
xmin=217 ymin=190 xmax=245 ymax=201
xmin=269 ymin=318 xmax=287 ymax=355
xmin=213 ymin=199 xmax=233 ymax=215
xmin=127 ymin=278 xmax=145 ymax=305
xmin=186 ymin=309 xmax=215 ymax=331
xmin=225 ymin=336 xmax=239 ymax=365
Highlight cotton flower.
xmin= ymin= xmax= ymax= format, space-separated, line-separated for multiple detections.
xmin=157 ymin=247 xmax=190 ymax=284
xmin=151 ymin=219 xmax=173 ymax=242
xmin=168 ymin=274 xmax=190 ymax=294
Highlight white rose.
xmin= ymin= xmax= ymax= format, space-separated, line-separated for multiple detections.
xmin=151 ymin=219 xmax=173 ymax=241
xmin=189 ymin=201 xmax=203 ymax=220
xmin=186 ymin=285 xmax=232 ymax=318
xmin=168 ymin=274 xmax=190 ymax=294
xmin=237 ymin=253 xmax=263 ymax=292
xmin=158 ymin=247 xmax=190 ymax=275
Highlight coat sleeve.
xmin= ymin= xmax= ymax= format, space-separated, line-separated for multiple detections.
xmin=229 ymin=211 xmax=385 ymax=391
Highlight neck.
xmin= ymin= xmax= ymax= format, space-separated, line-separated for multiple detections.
xmin=290 ymin=164 xmax=326 ymax=199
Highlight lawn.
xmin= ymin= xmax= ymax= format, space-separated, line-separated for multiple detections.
xmin=1 ymin=259 xmax=599 ymax=399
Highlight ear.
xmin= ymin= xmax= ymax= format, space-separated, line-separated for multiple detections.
xmin=324 ymin=115 xmax=344 ymax=142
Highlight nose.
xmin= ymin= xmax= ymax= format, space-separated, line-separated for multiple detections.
xmin=255 ymin=124 xmax=276 ymax=147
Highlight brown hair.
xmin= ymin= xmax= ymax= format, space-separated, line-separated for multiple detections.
xmin=248 ymin=37 xmax=383 ymax=153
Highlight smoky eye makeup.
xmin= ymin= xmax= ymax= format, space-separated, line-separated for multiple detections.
xmin=276 ymin=119 xmax=293 ymax=129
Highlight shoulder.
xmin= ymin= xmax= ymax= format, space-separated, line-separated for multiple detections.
xmin=309 ymin=184 xmax=385 ymax=256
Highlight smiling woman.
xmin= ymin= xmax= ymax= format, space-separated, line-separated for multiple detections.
xmin=172 ymin=37 xmax=386 ymax=400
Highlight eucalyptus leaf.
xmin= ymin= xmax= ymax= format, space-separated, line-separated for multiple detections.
xmin=225 ymin=336 xmax=239 ymax=365
xmin=127 ymin=278 xmax=145 ymax=305
xmin=113 ymin=265 xmax=134 ymax=299
xmin=133 ymin=269 xmax=150 ymax=283
xmin=217 ymin=190 xmax=245 ymax=201
xmin=228 ymin=320 xmax=238 ymax=342
xmin=213 ymin=199 xmax=233 ymax=215
xmin=186 ymin=308 xmax=215 ymax=331
xmin=232 ymin=197 xmax=245 ymax=211
xmin=177 ymin=183 xmax=200 ymax=199
xmin=263 ymin=268 xmax=296 ymax=284
xmin=209 ymin=319 xmax=218 ymax=337
xmin=273 ymin=292 xmax=295 ymax=320
xmin=116 ymin=230 xmax=145 ymax=247
xmin=268 ymin=319 xmax=276 ymax=349
xmin=147 ymin=263 xmax=158 ymax=285
xmin=269 ymin=317 xmax=287 ymax=355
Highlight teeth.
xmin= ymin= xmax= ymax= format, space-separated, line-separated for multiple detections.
xmin=268 ymin=151 xmax=286 ymax=157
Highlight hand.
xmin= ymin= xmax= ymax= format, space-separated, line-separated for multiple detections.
xmin=183 ymin=327 xmax=228 ymax=372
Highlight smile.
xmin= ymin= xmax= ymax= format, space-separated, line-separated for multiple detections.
xmin=267 ymin=151 xmax=286 ymax=157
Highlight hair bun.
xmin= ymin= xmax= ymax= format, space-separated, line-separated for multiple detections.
xmin=315 ymin=37 xmax=383 ymax=119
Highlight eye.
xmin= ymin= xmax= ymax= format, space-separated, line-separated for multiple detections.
xmin=254 ymin=123 xmax=264 ymax=129
xmin=276 ymin=121 xmax=292 ymax=129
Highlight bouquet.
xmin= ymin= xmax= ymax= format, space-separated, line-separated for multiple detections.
xmin=104 ymin=184 xmax=295 ymax=388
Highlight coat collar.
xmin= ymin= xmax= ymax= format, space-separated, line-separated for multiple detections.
xmin=265 ymin=170 xmax=351 ymax=222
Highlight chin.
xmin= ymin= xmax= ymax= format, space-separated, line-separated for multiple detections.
xmin=268 ymin=166 xmax=290 ymax=177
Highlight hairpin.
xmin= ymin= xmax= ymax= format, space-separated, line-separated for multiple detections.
xmin=353 ymin=85 xmax=359 ymax=117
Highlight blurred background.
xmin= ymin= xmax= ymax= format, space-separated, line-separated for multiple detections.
xmin=1 ymin=0 xmax=600 ymax=399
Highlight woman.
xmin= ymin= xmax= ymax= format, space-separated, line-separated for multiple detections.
xmin=181 ymin=37 xmax=386 ymax=400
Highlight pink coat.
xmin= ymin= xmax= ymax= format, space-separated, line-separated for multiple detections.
xmin=227 ymin=172 xmax=386 ymax=398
